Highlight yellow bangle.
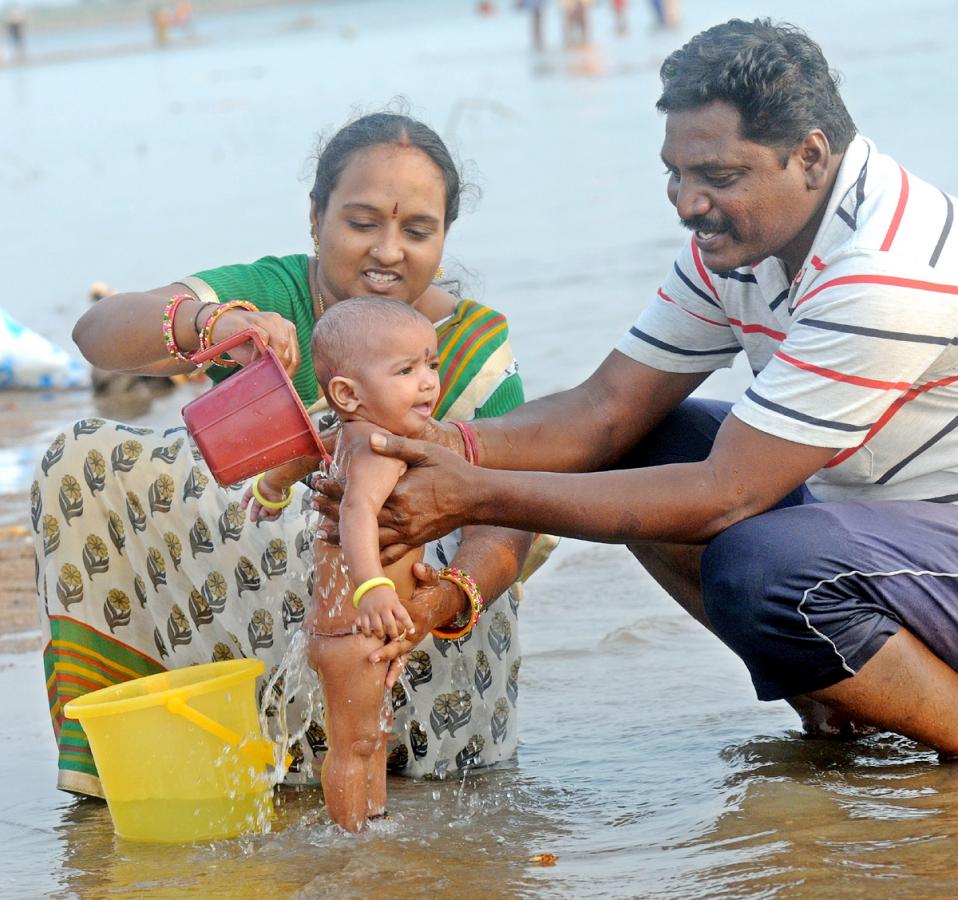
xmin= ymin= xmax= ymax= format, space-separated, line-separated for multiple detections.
xmin=352 ymin=576 xmax=396 ymax=609
xmin=250 ymin=473 xmax=293 ymax=511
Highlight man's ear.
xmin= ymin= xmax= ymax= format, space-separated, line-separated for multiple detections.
xmin=328 ymin=375 xmax=360 ymax=413
xmin=800 ymin=129 xmax=832 ymax=191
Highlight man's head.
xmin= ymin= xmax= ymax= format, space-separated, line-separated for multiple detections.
xmin=311 ymin=297 xmax=440 ymax=436
xmin=657 ymin=18 xmax=856 ymax=154
xmin=657 ymin=19 xmax=856 ymax=275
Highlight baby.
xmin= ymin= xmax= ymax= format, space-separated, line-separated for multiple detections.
xmin=255 ymin=296 xmax=439 ymax=831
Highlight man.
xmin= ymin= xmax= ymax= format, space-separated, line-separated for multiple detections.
xmin=331 ymin=19 xmax=958 ymax=755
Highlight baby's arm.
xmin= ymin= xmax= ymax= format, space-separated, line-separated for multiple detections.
xmin=340 ymin=424 xmax=415 ymax=640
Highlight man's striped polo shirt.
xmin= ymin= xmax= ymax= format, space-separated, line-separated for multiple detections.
xmin=617 ymin=135 xmax=958 ymax=504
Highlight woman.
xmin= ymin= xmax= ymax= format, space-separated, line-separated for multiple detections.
xmin=36 ymin=112 xmax=533 ymax=797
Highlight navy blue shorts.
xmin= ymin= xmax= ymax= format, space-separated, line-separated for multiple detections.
xmin=628 ymin=399 xmax=958 ymax=701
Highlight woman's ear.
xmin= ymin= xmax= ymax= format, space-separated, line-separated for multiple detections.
xmin=328 ymin=375 xmax=360 ymax=413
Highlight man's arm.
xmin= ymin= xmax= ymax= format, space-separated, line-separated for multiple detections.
xmin=470 ymin=351 xmax=710 ymax=472
xmin=373 ymin=412 xmax=836 ymax=548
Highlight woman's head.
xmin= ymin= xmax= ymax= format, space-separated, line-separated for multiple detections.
xmin=311 ymin=113 xmax=462 ymax=229
xmin=309 ymin=113 xmax=464 ymax=307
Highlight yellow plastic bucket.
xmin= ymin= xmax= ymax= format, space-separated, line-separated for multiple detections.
xmin=64 ymin=659 xmax=284 ymax=843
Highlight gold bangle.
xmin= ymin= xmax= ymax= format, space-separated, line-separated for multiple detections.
xmin=250 ymin=473 xmax=292 ymax=510
xmin=432 ymin=566 xmax=483 ymax=640
xmin=352 ymin=576 xmax=396 ymax=609
xmin=201 ymin=299 xmax=258 ymax=367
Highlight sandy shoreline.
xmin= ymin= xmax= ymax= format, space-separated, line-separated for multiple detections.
xmin=10 ymin=0 xmax=322 ymax=34
xmin=0 ymin=530 xmax=37 ymax=652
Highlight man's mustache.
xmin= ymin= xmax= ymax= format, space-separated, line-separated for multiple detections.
xmin=681 ymin=215 xmax=737 ymax=240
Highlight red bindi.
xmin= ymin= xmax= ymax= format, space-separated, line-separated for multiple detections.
xmin=392 ymin=202 xmax=399 ymax=217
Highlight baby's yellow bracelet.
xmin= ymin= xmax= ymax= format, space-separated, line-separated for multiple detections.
xmin=352 ymin=576 xmax=396 ymax=609
xmin=251 ymin=473 xmax=293 ymax=511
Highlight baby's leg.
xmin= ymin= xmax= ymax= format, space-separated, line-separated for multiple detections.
xmin=367 ymin=717 xmax=389 ymax=818
xmin=310 ymin=633 xmax=388 ymax=832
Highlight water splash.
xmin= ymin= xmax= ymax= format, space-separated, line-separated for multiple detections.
xmin=256 ymin=430 xmax=354 ymax=787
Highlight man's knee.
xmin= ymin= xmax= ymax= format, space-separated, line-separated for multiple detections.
xmin=700 ymin=513 xmax=813 ymax=653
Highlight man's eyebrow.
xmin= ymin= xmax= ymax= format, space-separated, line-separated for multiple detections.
xmin=342 ymin=202 xmax=380 ymax=213
xmin=660 ymin=156 xmax=745 ymax=173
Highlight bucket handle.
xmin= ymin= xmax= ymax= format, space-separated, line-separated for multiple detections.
xmin=165 ymin=695 xmax=291 ymax=770
xmin=191 ymin=327 xmax=268 ymax=367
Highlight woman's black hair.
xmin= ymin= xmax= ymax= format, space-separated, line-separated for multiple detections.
xmin=310 ymin=111 xmax=464 ymax=229
xmin=657 ymin=18 xmax=857 ymax=154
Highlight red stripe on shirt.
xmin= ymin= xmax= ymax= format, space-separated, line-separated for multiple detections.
xmin=810 ymin=256 xmax=826 ymax=270
xmin=689 ymin=237 xmax=720 ymax=302
xmin=728 ymin=318 xmax=786 ymax=340
xmin=794 ymin=273 xmax=958 ymax=310
xmin=657 ymin=288 xmax=729 ymax=327
xmin=825 ymin=373 xmax=958 ymax=468
xmin=774 ymin=350 xmax=913 ymax=391
xmin=880 ymin=165 xmax=910 ymax=252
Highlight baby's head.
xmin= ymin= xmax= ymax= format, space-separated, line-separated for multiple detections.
xmin=311 ymin=296 xmax=440 ymax=437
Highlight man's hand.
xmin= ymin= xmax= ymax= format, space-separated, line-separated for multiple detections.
xmin=312 ymin=433 xmax=475 ymax=563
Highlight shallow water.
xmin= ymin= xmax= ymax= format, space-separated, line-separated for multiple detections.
xmin=5 ymin=0 xmax=958 ymax=896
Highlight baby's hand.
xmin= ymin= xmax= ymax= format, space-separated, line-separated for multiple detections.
xmin=357 ymin=586 xmax=416 ymax=641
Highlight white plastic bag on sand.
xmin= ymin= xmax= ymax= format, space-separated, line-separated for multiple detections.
xmin=0 ymin=309 xmax=90 ymax=389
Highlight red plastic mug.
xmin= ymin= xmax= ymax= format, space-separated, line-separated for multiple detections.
xmin=182 ymin=328 xmax=331 ymax=487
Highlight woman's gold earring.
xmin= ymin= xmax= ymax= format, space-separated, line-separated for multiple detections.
xmin=312 ymin=235 xmax=321 ymax=256
xmin=434 ymin=265 xmax=445 ymax=280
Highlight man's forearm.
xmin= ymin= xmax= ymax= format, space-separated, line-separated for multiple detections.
xmin=468 ymin=463 xmax=736 ymax=545
xmin=469 ymin=356 xmax=708 ymax=474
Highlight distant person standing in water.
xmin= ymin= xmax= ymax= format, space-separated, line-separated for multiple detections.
xmin=5 ymin=4 xmax=26 ymax=61
xmin=648 ymin=0 xmax=679 ymax=30
xmin=517 ymin=0 xmax=546 ymax=51
xmin=561 ymin=0 xmax=591 ymax=47
xmin=612 ymin=0 xmax=628 ymax=36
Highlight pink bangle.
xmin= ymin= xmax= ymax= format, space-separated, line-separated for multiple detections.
xmin=161 ymin=294 xmax=195 ymax=362
xmin=451 ymin=420 xmax=480 ymax=466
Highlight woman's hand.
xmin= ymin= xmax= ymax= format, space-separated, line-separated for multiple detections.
xmin=207 ymin=306 xmax=302 ymax=377
xmin=369 ymin=562 xmax=468 ymax=689
xmin=311 ymin=434 xmax=474 ymax=563
xmin=240 ymin=473 xmax=289 ymax=523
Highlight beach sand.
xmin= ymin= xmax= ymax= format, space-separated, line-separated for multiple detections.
xmin=0 ymin=531 xmax=35 ymax=650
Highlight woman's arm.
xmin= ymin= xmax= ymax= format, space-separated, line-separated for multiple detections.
xmin=72 ymin=283 xmax=302 ymax=377
xmin=370 ymin=525 xmax=531 ymax=682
